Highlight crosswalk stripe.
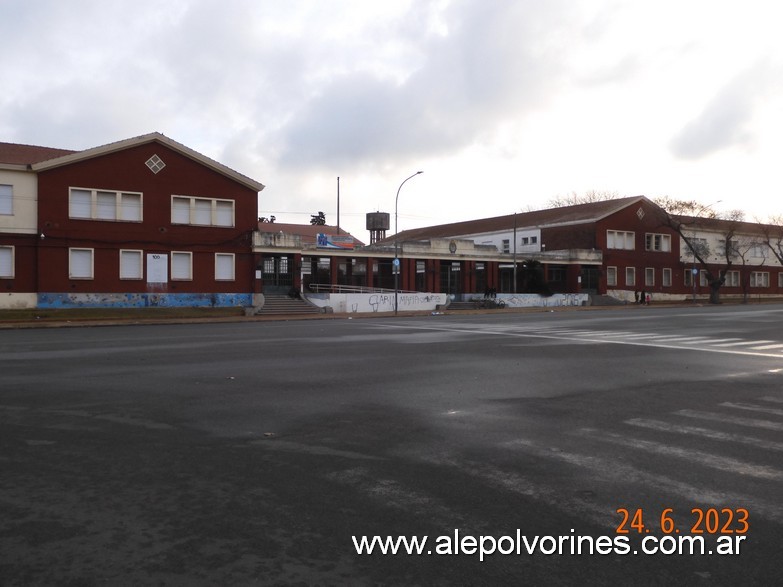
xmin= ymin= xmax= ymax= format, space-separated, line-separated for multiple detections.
xmin=502 ymin=438 xmax=783 ymax=523
xmin=676 ymin=409 xmax=783 ymax=431
xmin=752 ymin=343 xmax=783 ymax=350
xmin=625 ymin=418 xmax=783 ymax=452
xmin=712 ymin=340 xmax=776 ymax=347
xmin=580 ymin=429 xmax=783 ymax=481
xmin=720 ymin=402 xmax=783 ymax=417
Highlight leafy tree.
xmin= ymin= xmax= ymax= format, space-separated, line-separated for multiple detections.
xmin=310 ymin=211 xmax=326 ymax=226
xmin=259 ymin=215 xmax=276 ymax=223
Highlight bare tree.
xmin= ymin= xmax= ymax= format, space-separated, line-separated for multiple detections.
xmin=759 ymin=214 xmax=783 ymax=265
xmin=731 ymin=235 xmax=767 ymax=303
xmin=547 ymin=190 xmax=619 ymax=208
xmin=653 ymin=197 xmax=744 ymax=304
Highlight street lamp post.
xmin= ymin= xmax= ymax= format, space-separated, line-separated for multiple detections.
xmin=394 ymin=171 xmax=423 ymax=315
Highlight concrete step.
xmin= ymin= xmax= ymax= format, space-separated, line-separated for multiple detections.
xmin=258 ymin=294 xmax=322 ymax=315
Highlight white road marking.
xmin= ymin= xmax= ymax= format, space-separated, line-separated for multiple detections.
xmin=502 ymin=438 xmax=783 ymax=523
xmin=752 ymin=343 xmax=783 ymax=350
xmin=580 ymin=429 xmax=783 ymax=481
xmin=374 ymin=323 xmax=783 ymax=358
xmin=712 ymin=340 xmax=776 ymax=347
xmin=720 ymin=402 xmax=783 ymax=418
xmin=625 ymin=418 xmax=783 ymax=452
xmin=675 ymin=409 xmax=783 ymax=431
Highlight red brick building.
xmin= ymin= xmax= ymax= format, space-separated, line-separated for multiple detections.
xmin=1 ymin=133 xmax=264 ymax=308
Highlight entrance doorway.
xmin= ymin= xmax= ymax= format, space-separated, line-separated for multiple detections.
xmin=261 ymin=256 xmax=294 ymax=294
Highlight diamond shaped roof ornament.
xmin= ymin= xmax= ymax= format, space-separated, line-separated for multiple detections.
xmin=145 ymin=154 xmax=166 ymax=174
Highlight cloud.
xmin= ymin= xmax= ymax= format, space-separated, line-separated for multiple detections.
xmin=669 ymin=64 xmax=771 ymax=160
xmin=275 ymin=0 xmax=576 ymax=169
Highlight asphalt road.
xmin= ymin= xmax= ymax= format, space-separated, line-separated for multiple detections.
xmin=2 ymin=305 xmax=783 ymax=586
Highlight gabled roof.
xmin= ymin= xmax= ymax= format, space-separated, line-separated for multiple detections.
xmin=0 ymin=142 xmax=76 ymax=167
xmin=256 ymin=222 xmax=366 ymax=247
xmin=672 ymin=214 xmax=783 ymax=237
xmin=382 ymin=195 xmax=649 ymax=243
xmin=7 ymin=132 xmax=265 ymax=192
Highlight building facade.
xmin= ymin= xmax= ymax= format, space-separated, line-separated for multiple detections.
xmin=1 ymin=133 xmax=264 ymax=309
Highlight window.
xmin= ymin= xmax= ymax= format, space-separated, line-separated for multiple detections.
xmin=606 ymin=266 xmax=617 ymax=286
xmin=699 ymin=271 xmax=708 ymax=287
xmin=607 ymin=230 xmax=635 ymax=250
xmin=662 ymin=268 xmax=672 ymax=287
xmin=686 ymin=237 xmax=709 ymax=257
xmin=531 ymin=236 xmax=538 ymax=244
xmin=0 ymin=245 xmax=13 ymax=277
xmin=215 ymin=253 xmax=235 ymax=281
xmin=120 ymin=250 xmax=143 ymax=280
xmin=0 ymin=184 xmax=12 ymax=215
xmin=521 ymin=237 xmax=529 ymax=245
xmin=501 ymin=239 xmax=510 ymax=253
xmin=685 ymin=270 xmax=693 ymax=287
xmin=171 ymin=196 xmax=234 ymax=227
xmin=645 ymin=268 xmax=655 ymax=287
xmin=779 ymin=273 xmax=783 ymax=288
xmin=750 ymin=272 xmax=769 ymax=288
xmin=171 ymin=251 xmax=192 ymax=280
xmin=719 ymin=239 xmax=738 ymax=257
xmin=724 ymin=270 xmax=740 ymax=287
xmin=625 ymin=267 xmax=635 ymax=287
xmin=645 ymin=233 xmax=671 ymax=252
xmin=69 ymin=188 xmax=142 ymax=221
xmin=69 ymin=248 xmax=94 ymax=279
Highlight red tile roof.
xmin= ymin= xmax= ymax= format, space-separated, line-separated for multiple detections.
xmin=0 ymin=142 xmax=76 ymax=165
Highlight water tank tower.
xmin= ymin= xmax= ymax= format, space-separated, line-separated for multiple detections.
xmin=366 ymin=212 xmax=391 ymax=244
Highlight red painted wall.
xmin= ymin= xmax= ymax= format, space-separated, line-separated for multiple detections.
xmin=36 ymin=141 xmax=258 ymax=295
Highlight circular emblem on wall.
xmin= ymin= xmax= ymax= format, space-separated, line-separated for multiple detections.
xmin=449 ymin=240 xmax=457 ymax=254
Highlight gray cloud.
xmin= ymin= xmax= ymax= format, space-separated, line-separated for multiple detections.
xmin=669 ymin=64 xmax=772 ymax=160
xmin=277 ymin=0 xmax=575 ymax=169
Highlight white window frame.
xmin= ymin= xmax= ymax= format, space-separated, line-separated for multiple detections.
xmin=779 ymin=272 xmax=783 ymax=288
xmin=645 ymin=233 xmax=671 ymax=252
xmin=171 ymin=251 xmax=193 ymax=281
xmin=119 ymin=249 xmax=143 ymax=280
xmin=625 ymin=267 xmax=636 ymax=287
xmin=0 ymin=245 xmax=14 ymax=277
xmin=699 ymin=270 xmax=709 ymax=287
xmin=501 ymin=239 xmax=510 ymax=253
xmin=0 ymin=184 xmax=12 ymax=215
xmin=171 ymin=196 xmax=235 ymax=227
xmin=607 ymin=230 xmax=635 ymax=250
xmin=606 ymin=266 xmax=617 ymax=286
xmin=662 ymin=268 xmax=672 ymax=287
xmin=724 ymin=270 xmax=740 ymax=287
xmin=69 ymin=187 xmax=143 ymax=222
xmin=215 ymin=253 xmax=235 ymax=281
xmin=645 ymin=267 xmax=655 ymax=287
xmin=750 ymin=271 xmax=770 ymax=288
xmin=69 ymin=248 xmax=94 ymax=280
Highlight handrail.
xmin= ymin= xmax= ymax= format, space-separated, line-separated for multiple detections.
xmin=306 ymin=284 xmax=418 ymax=294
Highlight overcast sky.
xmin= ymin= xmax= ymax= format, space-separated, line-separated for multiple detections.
xmin=3 ymin=0 xmax=782 ymax=240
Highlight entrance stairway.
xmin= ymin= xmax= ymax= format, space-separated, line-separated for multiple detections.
xmin=257 ymin=294 xmax=322 ymax=316
xmin=446 ymin=300 xmax=475 ymax=310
